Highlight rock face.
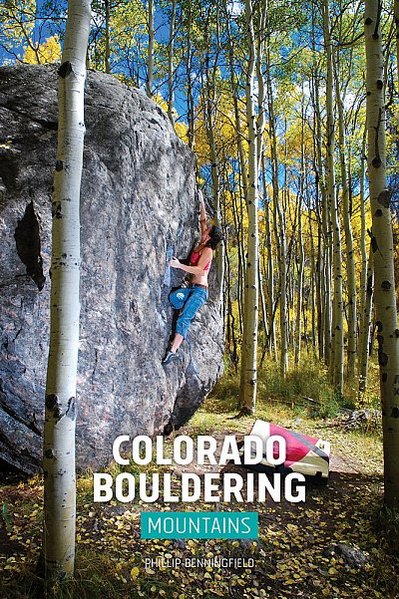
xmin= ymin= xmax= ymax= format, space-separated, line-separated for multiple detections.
xmin=0 ymin=64 xmax=223 ymax=474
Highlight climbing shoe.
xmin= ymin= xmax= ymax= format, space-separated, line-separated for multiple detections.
xmin=162 ymin=350 xmax=178 ymax=365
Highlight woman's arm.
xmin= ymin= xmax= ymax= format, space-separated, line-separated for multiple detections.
xmin=170 ymin=247 xmax=212 ymax=276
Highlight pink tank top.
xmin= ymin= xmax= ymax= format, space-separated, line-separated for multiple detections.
xmin=190 ymin=249 xmax=211 ymax=271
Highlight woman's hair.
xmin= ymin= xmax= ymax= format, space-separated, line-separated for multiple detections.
xmin=205 ymin=225 xmax=223 ymax=250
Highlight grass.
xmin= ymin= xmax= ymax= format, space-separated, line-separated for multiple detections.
xmin=210 ymin=354 xmax=372 ymax=421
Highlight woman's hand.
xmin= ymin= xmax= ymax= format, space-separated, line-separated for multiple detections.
xmin=170 ymin=257 xmax=181 ymax=269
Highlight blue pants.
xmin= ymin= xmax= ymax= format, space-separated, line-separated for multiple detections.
xmin=175 ymin=285 xmax=208 ymax=339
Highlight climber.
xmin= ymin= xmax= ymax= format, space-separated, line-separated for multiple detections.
xmin=162 ymin=190 xmax=223 ymax=365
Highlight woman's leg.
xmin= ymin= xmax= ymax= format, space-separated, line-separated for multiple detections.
xmin=163 ymin=288 xmax=207 ymax=364
xmin=175 ymin=288 xmax=208 ymax=340
xmin=170 ymin=333 xmax=184 ymax=353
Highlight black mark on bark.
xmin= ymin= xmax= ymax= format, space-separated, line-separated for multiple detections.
xmin=372 ymin=157 xmax=382 ymax=168
xmin=378 ymin=351 xmax=388 ymax=367
xmin=58 ymin=61 xmax=72 ymax=78
xmin=52 ymin=201 xmax=62 ymax=219
xmin=391 ymin=407 xmax=399 ymax=418
xmin=366 ymin=275 xmax=373 ymax=296
xmin=377 ymin=189 xmax=391 ymax=208
xmin=66 ymin=397 xmax=76 ymax=420
xmin=45 ymin=394 xmax=62 ymax=420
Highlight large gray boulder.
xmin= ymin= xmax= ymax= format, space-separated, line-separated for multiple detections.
xmin=0 ymin=64 xmax=223 ymax=474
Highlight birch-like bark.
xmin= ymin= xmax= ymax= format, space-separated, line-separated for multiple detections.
xmin=358 ymin=127 xmax=369 ymax=394
xmin=295 ymin=106 xmax=305 ymax=365
xmin=394 ymin=0 xmax=399 ymax=89
xmin=295 ymin=191 xmax=304 ymax=366
xmin=167 ymin=0 xmax=176 ymax=125
xmin=255 ymin=0 xmax=266 ymax=171
xmin=334 ymin=54 xmax=357 ymax=381
xmin=259 ymin=257 xmax=269 ymax=350
xmin=266 ymin=42 xmax=288 ymax=377
xmin=323 ymin=0 xmax=343 ymax=396
xmin=365 ymin=0 xmax=399 ymax=506
xmin=225 ymin=12 xmax=247 ymax=334
xmin=308 ymin=204 xmax=317 ymax=352
xmin=358 ymin=128 xmax=368 ymax=345
xmin=203 ymin=17 xmax=224 ymax=301
xmin=262 ymin=158 xmax=277 ymax=359
xmin=310 ymin=57 xmax=330 ymax=362
xmin=146 ymin=0 xmax=154 ymax=98
xmin=43 ymin=0 xmax=91 ymax=580
xmin=231 ymin=187 xmax=244 ymax=335
xmin=104 ymin=0 xmax=110 ymax=73
xmin=185 ymin=0 xmax=195 ymax=149
xmin=239 ymin=0 xmax=259 ymax=414
xmin=358 ymin=246 xmax=374 ymax=400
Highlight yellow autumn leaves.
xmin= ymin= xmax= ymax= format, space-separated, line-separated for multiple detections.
xmin=23 ymin=35 xmax=61 ymax=64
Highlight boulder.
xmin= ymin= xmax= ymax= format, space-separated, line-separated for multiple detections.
xmin=0 ymin=64 xmax=223 ymax=474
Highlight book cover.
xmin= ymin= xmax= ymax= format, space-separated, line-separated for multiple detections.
xmin=0 ymin=0 xmax=398 ymax=598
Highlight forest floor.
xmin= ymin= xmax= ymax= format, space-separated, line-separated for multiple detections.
xmin=1 ymin=370 xmax=399 ymax=599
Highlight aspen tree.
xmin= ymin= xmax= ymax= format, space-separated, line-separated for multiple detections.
xmin=262 ymin=158 xmax=277 ymax=359
xmin=146 ymin=0 xmax=154 ymax=97
xmin=42 ymin=0 xmax=91 ymax=580
xmin=334 ymin=54 xmax=357 ymax=381
xmin=295 ymin=104 xmax=306 ymax=366
xmin=358 ymin=247 xmax=374 ymax=400
xmin=167 ymin=0 xmax=176 ymax=124
xmin=225 ymin=11 xmax=247 ymax=334
xmin=358 ymin=130 xmax=368 ymax=343
xmin=310 ymin=55 xmax=330 ymax=362
xmin=185 ymin=0 xmax=195 ymax=149
xmin=365 ymin=0 xmax=399 ymax=506
xmin=239 ymin=0 xmax=259 ymax=414
xmin=323 ymin=0 xmax=344 ymax=396
xmin=358 ymin=129 xmax=371 ymax=398
xmin=202 ymin=14 xmax=224 ymax=299
xmin=395 ymin=0 xmax=399 ymax=86
xmin=266 ymin=41 xmax=288 ymax=377
xmin=295 ymin=188 xmax=305 ymax=365
xmin=104 ymin=0 xmax=110 ymax=73
xmin=308 ymin=202 xmax=318 ymax=353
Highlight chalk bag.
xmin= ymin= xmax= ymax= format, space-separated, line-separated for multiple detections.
xmin=169 ymin=286 xmax=191 ymax=309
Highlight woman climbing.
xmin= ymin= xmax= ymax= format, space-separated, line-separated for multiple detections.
xmin=162 ymin=191 xmax=223 ymax=365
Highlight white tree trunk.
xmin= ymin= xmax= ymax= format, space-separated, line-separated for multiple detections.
xmin=323 ymin=0 xmax=343 ymax=396
xmin=365 ymin=0 xmax=399 ymax=506
xmin=334 ymin=56 xmax=357 ymax=381
xmin=266 ymin=42 xmax=288 ymax=377
xmin=43 ymin=0 xmax=91 ymax=580
xmin=358 ymin=246 xmax=373 ymax=400
xmin=146 ymin=0 xmax=154 ymax=97
xmin=167 ymin=0 xmax=176 ymax=125
xmin=239 ymin=0 xmax=259 ymax=414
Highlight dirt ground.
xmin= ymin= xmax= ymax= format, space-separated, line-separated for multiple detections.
xmin=0 ymin=420 xmax=398 ymax=599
